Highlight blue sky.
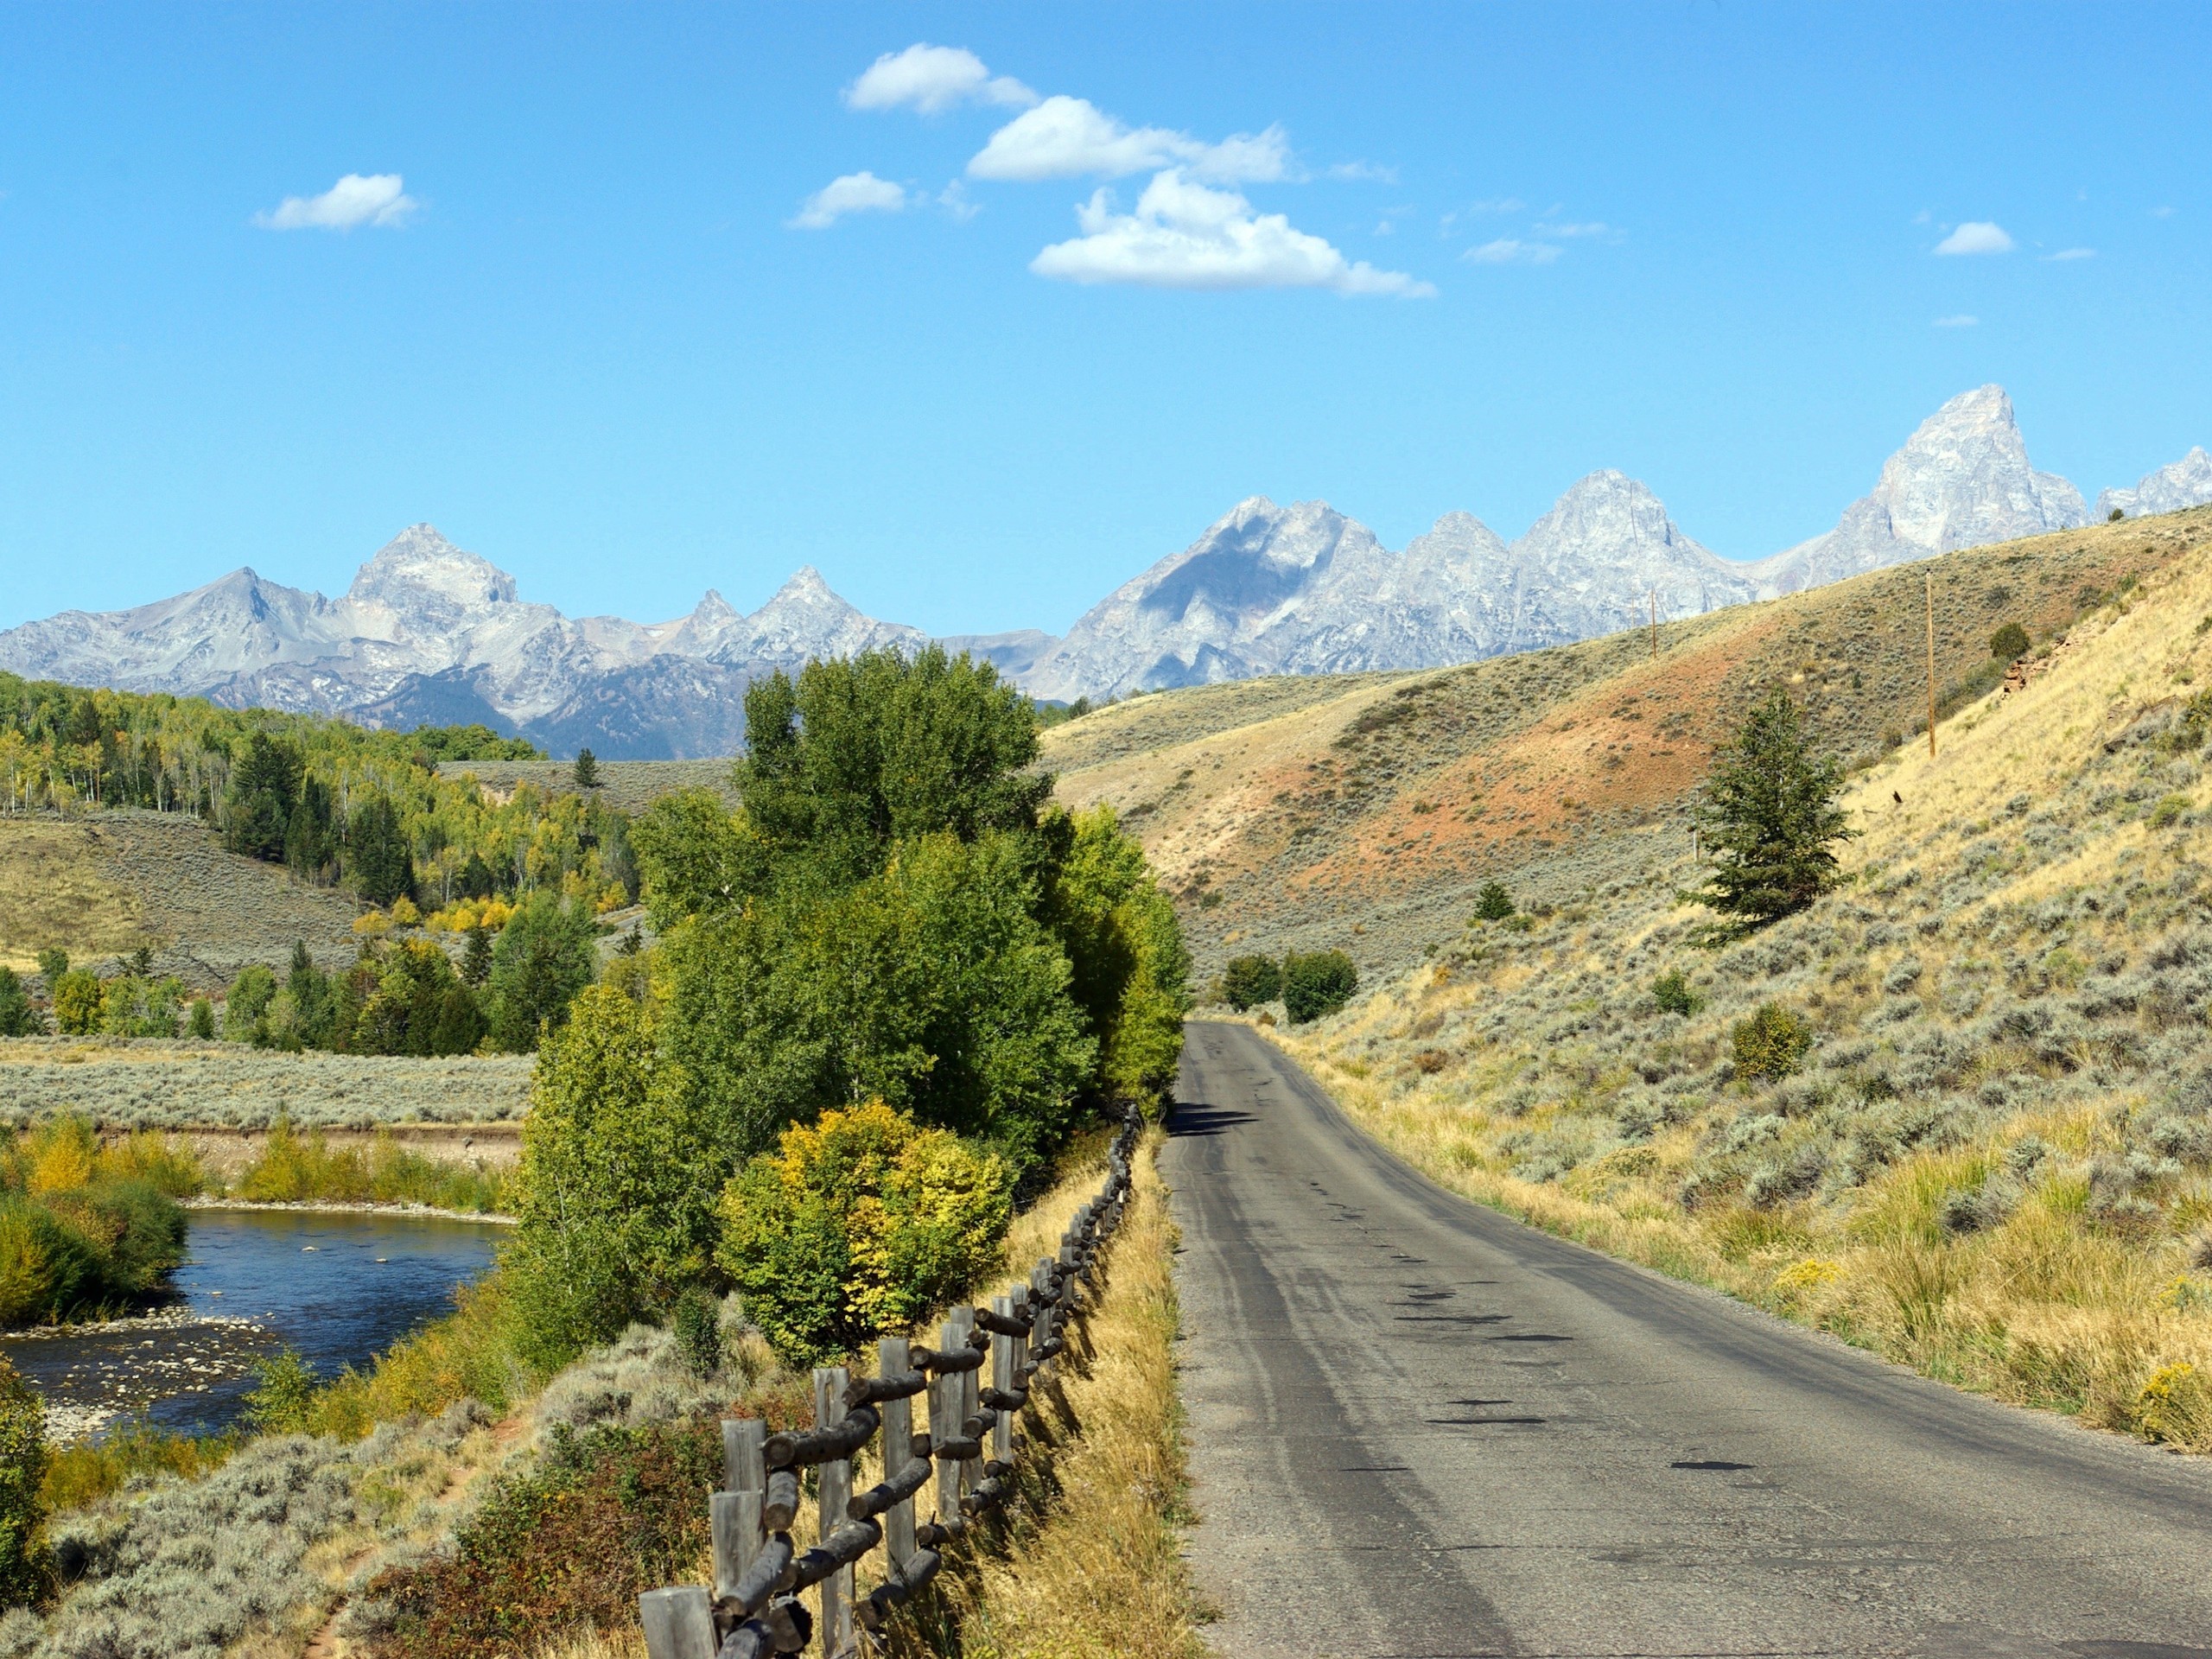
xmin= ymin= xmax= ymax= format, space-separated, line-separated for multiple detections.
xmin=0 ymin=3 xmax=2205 ymax=636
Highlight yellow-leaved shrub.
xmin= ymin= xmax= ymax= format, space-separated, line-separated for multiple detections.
xmin=716 ymin=1101 xmax=1011 ymax=1363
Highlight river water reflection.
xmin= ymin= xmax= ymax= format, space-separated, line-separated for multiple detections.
xmin=0 ymin=1208 xmax=505 ymax=1440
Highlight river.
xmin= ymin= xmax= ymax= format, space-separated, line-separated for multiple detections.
xmin=0 ymin=1209 xmax=505 ymax=1441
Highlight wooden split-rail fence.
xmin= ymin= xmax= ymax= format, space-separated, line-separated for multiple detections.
xmin=639 ymin=1111 xmax=1141 ymax=1659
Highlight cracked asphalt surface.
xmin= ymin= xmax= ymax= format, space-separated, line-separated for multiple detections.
xmin=1165 ymin=1020 xmax=2212 ymax=1659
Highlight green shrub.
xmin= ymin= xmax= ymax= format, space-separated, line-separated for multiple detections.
xmin=0 ymin=1358 xmax=51 ymax=1609
xmin=1281 ymin=950 xmax=1358 ymax=1025
xmin=0 ymin=971 xmax=36 ymax=1039
xmin=187 ymin=995 xmax=216 ymax=1039
xmin=1220 ymin=954 xmax=1282 ymax=1010
xmin=244 ymin=1348 xmax=318 ymax=1434
xmin=716 ymin=1101 xmax=1012 ymax=1363
xmin=1990 ymin=622 xmax=2031 ymax=661
xmin=671 ymin=1286 xmax=723 ymax=1380
xmin=1732 ymin=1001 xmax=1812 ymax=1083
xmin=1652 ymin=969 xmax=1703 ymax=1017
xmin=1472 ymin=881 xmax=1516 ymax=922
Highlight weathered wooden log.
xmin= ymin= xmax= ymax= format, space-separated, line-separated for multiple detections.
xmin=721 ymin=1533 xmax=794 ymax=1617
xmin=847 ymin=1454 xmax=932 ymax=1521
xmin=762 ymin=1402 xmax=879 ymax=1470
xmin=908 ymin=1344 xmax=985 ymax=1374
xmin=786 ymin=1518 xmax=883 ymax=1590
xmin=721 ymin=1419 xmax=766 ymax=1497
xmin=930 ymin=1433 xmax=982 ymax=1462
xmin=843 ymin=1369 xmax=925 ymax=1408
xmin=980 ymin=1385 xmax=1027 ymax=1412
xmin=762 ymin=1469 xmax=801 ymax=1531
xmin=972 ymin=1305 xmax=1031 ymax=1338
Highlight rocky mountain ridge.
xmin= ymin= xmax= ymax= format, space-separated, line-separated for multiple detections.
xmin=4 ymin=387 xmax=2207 ymax=755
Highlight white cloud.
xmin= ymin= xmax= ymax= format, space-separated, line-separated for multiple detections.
xmin=1933 ymin=314 xmax=1979 ymax=327
xmin=967 ymin=96 xmax=1289 ymax=183
xmin=2045 ymin=246 xmax=2095 ymax=261
xmin=1934 ymin=220 xmax=2014 ymax=255
xmin=1029 ymin=168 xmax=1433 ymax=296
xmin=789 ymin=171 xmax=910 ymax=229
xmin=938 ymin=181 xmax=980 ymax=222
xmin=846 ymin=44 xmax=1034 ymax=114
xmin=256 ymin=173 xmax=416 ymax=231
xmin=1535 ymin=219 xmax=1612 ymax=238
xmin=1464 ymin=237 xmax=1560 ymax=265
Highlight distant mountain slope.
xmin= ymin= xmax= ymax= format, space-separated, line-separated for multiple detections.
xmin=1751 ymin=386 xmax=2088 ymax=595
xmin=2098 ymin=447 xmax=2212 ymax=520
xmin=1025 ymin=473 xmax=1759 ymax=701
xmin=1045 ymin=505 xmax=2211 ymax=980
xmin=1030 ymin=386 xmax=2107 ymax=699
xmin=0 ymin=531 xmax=924 ymax=760
xmin=5 ymin=385 xmax=2200 ymax=743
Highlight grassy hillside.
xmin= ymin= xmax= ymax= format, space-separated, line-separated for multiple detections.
xmin=1046 ymin=508 xmax=2209 ymax=977
xmin=0 ymin=810 xmax=359 ymax=980
xmin=1262 ymin=512 xmax=2212 ymax=1452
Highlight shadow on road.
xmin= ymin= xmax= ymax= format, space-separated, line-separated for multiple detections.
xmin=1166 ymin=1102 xmax=1255 ymax=1138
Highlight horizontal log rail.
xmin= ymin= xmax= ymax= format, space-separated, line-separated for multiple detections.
xmin=639 ymin=1109 xmax=1141 ymax=1659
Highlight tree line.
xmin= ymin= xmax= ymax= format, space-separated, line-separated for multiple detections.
xmin=0 ymin=673 xmax=634 ymax=918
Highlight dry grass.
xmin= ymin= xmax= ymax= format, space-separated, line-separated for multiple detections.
xmin=1258 ymin=516 xmax=2212 ymax=1456
xmin=0 ymin=818 xmax=149 ymax=972
xmin=0 ymin=809 xmax=361 ymax=985
xmin=1050 ymin=506 xmax=2210 ymax=982
xmin=879 ymin=1129 xmax=1207 ymax=1659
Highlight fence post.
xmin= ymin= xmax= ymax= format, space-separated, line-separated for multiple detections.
xmin=989 ymin=1294 xmax=1016 ymax=1469
xmin=716 ymin=1418 xmax=766 ymax=1594
xmin=951 ymin=1306 xmax=982 ymax=1497
xmin=933 ymin=1315 xmax=964 ymax=1530
xmin=815 ymin=1366 xmax=855 ymax=1659
xmin=878 ymin=1336 xmax=917 ymax=1573
xmin=639 ymin=1586 xmax=716 ymax=1659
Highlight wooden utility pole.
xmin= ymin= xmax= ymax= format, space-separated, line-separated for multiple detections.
xmin=1649 ymin=590 xmax=1658 ymax=658
xmin=1925 ymin=569 xmax=1938 ymax=759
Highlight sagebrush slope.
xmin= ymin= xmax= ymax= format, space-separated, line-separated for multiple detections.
xmin=1264 ymin=512 xmax=2212 ymax=1451
xmin=1047 ymin=508 xmax=2209 ymax=978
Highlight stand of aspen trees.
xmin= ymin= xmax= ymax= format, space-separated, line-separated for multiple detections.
xmin=639 ymin=1110 xmax=1141 ymax=1659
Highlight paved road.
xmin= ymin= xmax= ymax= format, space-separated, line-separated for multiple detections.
xmin=1165 ymin=1020 xmax=2212 ymax=1659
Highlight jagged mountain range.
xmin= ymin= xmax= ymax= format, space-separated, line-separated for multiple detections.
xmin=3 ymin=385 xmax=2206 ymax=757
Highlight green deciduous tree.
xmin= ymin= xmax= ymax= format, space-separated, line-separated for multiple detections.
xmin=0 ymin=972 xmax=36 ymax=1039
xmin=1990 ymin=622 xmax=2031 ymax=662
xmin=1281 ymin=950 xmax=1358 ymax=1025
xmin=1687 ymin=690 xmax=1855 ymax=934
xmin=508 ymin=987 xmax=725 ymax=1363
xmin=50 ymin=970 xmax=103 ymax=1037
xmin=1220 ymin=955 xmax=1281 ymax=1011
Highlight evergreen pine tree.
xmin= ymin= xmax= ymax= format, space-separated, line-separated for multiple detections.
xmin=573 ymin=747 xmax=600 ymax=789
xmin=1472 ymin=881 xmax=1516 ymax=921
xmin=346 ymin=795 xmax=416 ymax=908
xmin=1688 ymin=690 xmax=1855 ymax=933
xmin=461 ymin=924 xmax=494 ymax=987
